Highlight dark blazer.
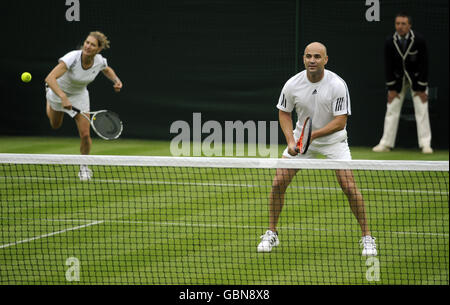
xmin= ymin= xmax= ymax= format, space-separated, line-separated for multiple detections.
xmin=385 ymin=29 xmax=428 ymax=92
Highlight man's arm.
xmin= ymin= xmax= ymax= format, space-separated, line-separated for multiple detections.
xmin=413 ymin=35 xmax=429 ymax=103
xmin=384 ymin=38 xmax=397 ymax=91
xmin=385 ymin=38 xmax=399 ymax=103
xmin=279 ymin=110 xmax=298 ymax=156
xmin=311 ymin=114 xmax=347 ymax=141
xmin=416 ymin=35 xmax=428 ymax=91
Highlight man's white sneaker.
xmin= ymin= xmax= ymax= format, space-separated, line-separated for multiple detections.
xmin=360 ymin=235 xmax=377 ymax=256
xmin=257 ymin=230 xmax=279 ymax=253
xmin=372 ymin=144 xmax=391 ymax=152
xmin=78 ymin=165 xmax=92 ymax=181
xmin=422 ymin=146 xmax=433 ymax=154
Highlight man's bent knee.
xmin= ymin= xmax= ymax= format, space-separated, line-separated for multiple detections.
xmin=272 ymin=176 xmax=291 ymax=195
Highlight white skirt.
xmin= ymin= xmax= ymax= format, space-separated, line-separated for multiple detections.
xmin=46 ymin=86 xmax=90 ymax=118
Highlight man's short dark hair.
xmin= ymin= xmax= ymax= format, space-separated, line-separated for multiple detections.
xmin=396 ymin=12 xmax=412 ymax=25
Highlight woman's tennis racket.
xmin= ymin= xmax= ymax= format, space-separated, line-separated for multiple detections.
xmin=72 ymin=106 xmax=123 ymax=140
xmin=295 ymin=116 xmax=312 ymax=154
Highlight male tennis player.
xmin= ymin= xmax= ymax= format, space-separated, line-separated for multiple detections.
xmin=45 ymin=31 xmax=123 ymax=180
xmin=257 ymin=42 xmax=377 ymax=256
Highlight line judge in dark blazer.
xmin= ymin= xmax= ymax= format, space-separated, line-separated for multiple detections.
xmin=373 ymin=12 xmax=433 ymax=154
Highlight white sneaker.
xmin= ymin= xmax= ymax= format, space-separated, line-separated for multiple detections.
xmin=372 ymin=144 xmax=391 ymax=152
xmin=360 ymin=236 xmax=377 ymax=256
xmin=78 ymin=165 xmax=92 ymax=181
xmin=257 ymin=230 xmax=279 ymax=253
xmin=422 ymin=146 xmax=433 ymax=154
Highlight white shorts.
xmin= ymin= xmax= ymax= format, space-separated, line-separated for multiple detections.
xmin=46 ymin=86 xmax=90 ymax=118
xmin=282 ymin=140 xmax=352 ymax=160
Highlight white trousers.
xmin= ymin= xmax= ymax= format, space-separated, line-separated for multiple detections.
xmin=378 ymin=81 xmax=432 ymax=149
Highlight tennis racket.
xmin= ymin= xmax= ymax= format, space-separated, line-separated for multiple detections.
xmin=295 ymin=116 xmax=312 ymax=154
xmin=72 ymin=106 xmax=123 ymax=140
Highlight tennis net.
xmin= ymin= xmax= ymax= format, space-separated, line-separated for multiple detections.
xmin=0 ymin=154 xmax=448 ymax=285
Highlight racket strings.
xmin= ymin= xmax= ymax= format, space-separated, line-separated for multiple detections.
xmin=92 ymin=112 xmax=122 ymax=139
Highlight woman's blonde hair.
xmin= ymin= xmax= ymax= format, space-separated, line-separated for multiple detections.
xmin=88 ymin=31 xmax=111 ymax=50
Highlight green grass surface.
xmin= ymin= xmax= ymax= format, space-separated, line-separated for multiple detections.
xmin=0 ymin=136 xmax=448 ymax=284
xmin=0 ymin=136 xmax=448 ymax=160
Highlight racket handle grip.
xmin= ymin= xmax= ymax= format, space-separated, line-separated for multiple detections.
xmin=71 ymin=106 xmax=81 ymax=113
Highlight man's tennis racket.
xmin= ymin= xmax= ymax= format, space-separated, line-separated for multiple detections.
xmin=295 ymin=116 xmax=312 ymax=154
xmin=72 ymin=106 xmax=123 ymax=140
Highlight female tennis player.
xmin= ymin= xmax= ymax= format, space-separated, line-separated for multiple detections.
xmin=257 ymin=42 xmax=377 ymax=256
xmin=45 ymin=31 xmax=123 ymax=180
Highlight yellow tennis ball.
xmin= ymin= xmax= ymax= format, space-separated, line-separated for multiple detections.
xmin=21 ymin=72 xmax=32 ymax=83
